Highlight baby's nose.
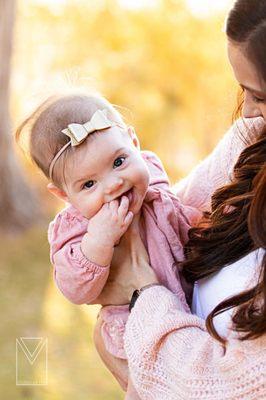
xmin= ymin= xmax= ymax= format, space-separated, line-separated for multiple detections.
xmin=105 ymin=177 xmax=124 ymax=195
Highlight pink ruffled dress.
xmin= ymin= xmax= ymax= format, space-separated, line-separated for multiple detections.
xmin=48 ymin=151 xmax=201 ymax=359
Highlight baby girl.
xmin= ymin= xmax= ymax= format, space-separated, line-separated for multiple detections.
xmin=17 ymin=93 xmax=200 ymax=397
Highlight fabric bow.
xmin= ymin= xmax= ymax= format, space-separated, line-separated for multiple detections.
xmin=61 ymin=109 xmax=114 ymax=146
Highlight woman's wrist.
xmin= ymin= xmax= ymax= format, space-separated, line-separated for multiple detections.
xmin=129 ymin=283 xmax=163 ymax=312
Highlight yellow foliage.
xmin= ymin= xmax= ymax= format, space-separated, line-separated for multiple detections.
xmin=13 ymin=0 xmax=238 ymax=183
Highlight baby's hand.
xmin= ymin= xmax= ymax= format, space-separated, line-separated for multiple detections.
xmin=81 ymin=196 xmax=134 ymax=267
xmin=87 ymin=196 xmax=134 ymax=247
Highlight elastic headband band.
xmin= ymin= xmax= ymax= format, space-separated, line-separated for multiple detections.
xmin=49 ymin=141 xmax=71 ymax=180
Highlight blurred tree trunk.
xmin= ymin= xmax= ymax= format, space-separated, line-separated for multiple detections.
xmin=0 ymin=0 xmax=38 ymax=233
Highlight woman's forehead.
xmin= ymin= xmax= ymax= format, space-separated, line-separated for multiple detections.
xmin=228 ymin=41 xmax=265 ymax=93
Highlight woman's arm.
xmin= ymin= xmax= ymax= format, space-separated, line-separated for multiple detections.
xmin=105 ymin=218 xmax=265 ymax=399
xmin=125 ymin=285 xmax=266 ymax=400
xmin=172 ymin=117 xmax=264 ymax=212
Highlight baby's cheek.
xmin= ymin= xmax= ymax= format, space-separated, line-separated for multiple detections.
xmin=133 ymin=168 xmax=148 ymax=187
xmin=135 ymin=160 xmax=149 ymax=180
xmin=140 ymin=165 xmax=150 ymax=188
xmin=82 ymin=197 xmax=102 ymax=219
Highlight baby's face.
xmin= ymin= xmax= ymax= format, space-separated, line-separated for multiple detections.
xmin=63 ymin=126 xmax=150 ymax=219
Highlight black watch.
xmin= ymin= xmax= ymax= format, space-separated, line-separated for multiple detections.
xmin=129 ymin=289 xmax=140 ymax=312
xmin=129 ymin=283 xmax=162 ymax=312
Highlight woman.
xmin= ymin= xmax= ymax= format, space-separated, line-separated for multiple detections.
xmin=94 ymin=0 xmax=266 ymax=398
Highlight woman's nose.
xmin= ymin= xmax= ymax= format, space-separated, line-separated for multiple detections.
xmin=105 ymin=177 xmax=124 ymax=195
xmin=242 ymin=97 xmax=262 ymax=118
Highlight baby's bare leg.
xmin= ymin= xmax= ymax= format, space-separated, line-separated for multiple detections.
xmin=93 ymin=314 xmax=129 ymax=391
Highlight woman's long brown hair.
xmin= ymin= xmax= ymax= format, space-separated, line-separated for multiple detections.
xmin=182 ymin=0 xmax=266 ymax=343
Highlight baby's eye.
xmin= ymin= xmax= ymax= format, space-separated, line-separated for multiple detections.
xmin=113 ymin=156 xmax=126 ymax=168
xmin=83 ymin=180 xmax=95 ymax=190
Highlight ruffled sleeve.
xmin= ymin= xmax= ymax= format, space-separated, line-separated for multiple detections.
xmin=172 ymin=117 xmax=265 ymax=212
xmin=48 ymin=205 xmax=110 ymax=304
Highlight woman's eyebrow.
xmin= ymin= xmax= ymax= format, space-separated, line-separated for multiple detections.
xmin=240 ymin=84 xmax=266 ymax=97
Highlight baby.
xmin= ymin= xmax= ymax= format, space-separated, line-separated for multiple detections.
xmin=17 ymin=93 xmax=200 ymax=397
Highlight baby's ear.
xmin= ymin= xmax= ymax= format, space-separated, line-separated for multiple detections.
xmin=127 ymin=126 xmax=140 ymax=149
xmin=47 ymin=183 xmax=69 ymax=202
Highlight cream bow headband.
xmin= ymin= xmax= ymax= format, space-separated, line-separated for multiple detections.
xmin=49 ymin=109 xmax=122 ymax=179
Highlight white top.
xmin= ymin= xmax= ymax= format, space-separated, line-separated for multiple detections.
xmin=192 ymin=248 xmax=265 ymax=338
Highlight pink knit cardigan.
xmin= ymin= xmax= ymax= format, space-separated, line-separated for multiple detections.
xmin=124 ymin=117 xmax=266 ymax=400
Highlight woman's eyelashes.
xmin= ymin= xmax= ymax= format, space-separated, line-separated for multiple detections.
xmin=241 ymin=86 xmax=266 ymax=104
xmin=252 ymin=94 xmax=265 ymax=103
xmin=244 ymin=88 xmax=265 ymax=103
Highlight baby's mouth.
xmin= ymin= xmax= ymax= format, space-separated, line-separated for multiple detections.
xmin=123 ymin=188 xmax=133 ymax=203
xmin=117 ymin=188 xmax=134 ymax=205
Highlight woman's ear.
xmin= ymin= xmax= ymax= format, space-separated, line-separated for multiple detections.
xmin=127 ymin=126 xmax=140 ymax=149
xmin=47 ymin=182 xmax=69 ymax=202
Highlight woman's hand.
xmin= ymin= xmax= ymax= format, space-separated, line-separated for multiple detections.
xmin=92 ymin=213 xmax=159 ymax=306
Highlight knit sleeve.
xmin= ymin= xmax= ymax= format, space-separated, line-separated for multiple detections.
xmin=48 ymin=206 xmax=110 ymax=305
xmin=172 ymin=117 xmax=264 ymax=212
xmin=124 ymin=286 xmax=266 ymax=400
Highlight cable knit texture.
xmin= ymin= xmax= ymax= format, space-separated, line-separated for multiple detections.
xmin=123 ymin=117 xmax=266 ymax=399
xmin=125 ymin=286 xmax=266 ymax=400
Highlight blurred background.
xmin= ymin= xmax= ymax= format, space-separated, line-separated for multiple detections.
xmin=1 ymin=0 xmax=237 ymax=398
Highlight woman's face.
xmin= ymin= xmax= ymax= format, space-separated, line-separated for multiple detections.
xmin=228 ymin=40 xmax=266 ymax=121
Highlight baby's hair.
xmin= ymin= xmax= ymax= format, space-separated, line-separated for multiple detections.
xmin=16 ymin=94 xmax=126 ymax=188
